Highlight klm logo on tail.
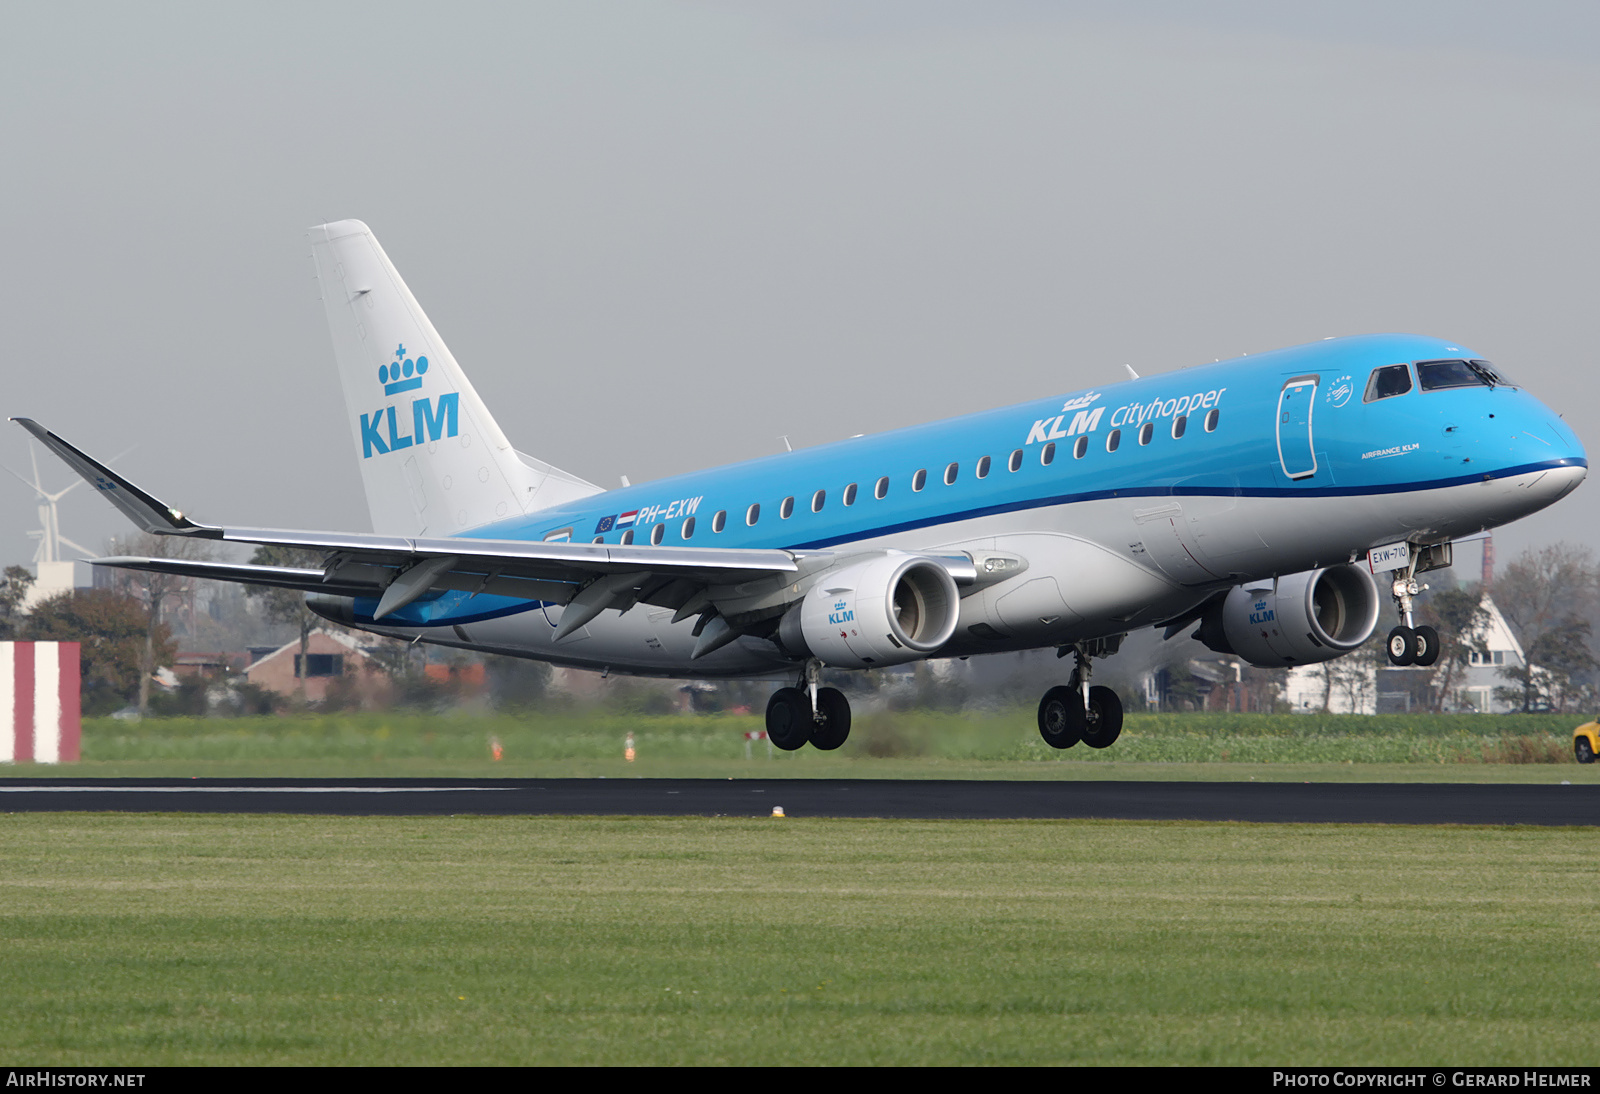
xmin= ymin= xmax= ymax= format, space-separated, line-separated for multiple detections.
xmin=360 ymin=344 xmax=459 ymax=458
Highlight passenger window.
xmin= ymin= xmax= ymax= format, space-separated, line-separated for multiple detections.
xmin=1041 ymin=443 xmax=1055 ymax=466
xmin=713 ymin=509 xmax=727 ymax=533
xmin=1008 ymin=449 xmax=1023 ymax=472
xmin=1204 ymin=408 xmax=1220 ymax=432
xmin=912 ymin=469 xmax=927 ymax=492
xmin=650 ymin=522 xmax=665 ymax=546
xmin=746 ymin=503 xmax=760 ymax=526
xmin=1072 ymin=436 xmax=1088 ymax=459
xmin=1138 ymin=423 xmax=1153 ymax=446
xmin=1172 ymin=415 xmax=1187 ymax=439
xmin=944 ymin=462 xmax=958 ymax=485
xmin=681 ymin=516 xmax=695 ymax=539
xmin=780 ymin=496 xmax=794 ymax=519
xmin=811 ymin=489 xmax=825 ymax=512
xmin=843 ymin=483 xmax=858 ymax=506
xmin=1365 ymin=364 xmax=1414 ymax=402
xmin=592 ymin=536 xmax=604 ymax=544
xmin=875 ymin=476 xmax=889 ymax=499
xmin=621 ymin=528 xmax=635 ymax=545
xmin=976 ymin=455 xmax=991 ymax=479
xmin=1106 ymin=429 xmax=1121 ymax=453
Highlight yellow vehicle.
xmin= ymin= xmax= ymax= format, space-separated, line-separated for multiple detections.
xmin=1575 ymin=720 xmax=1600 ymax=764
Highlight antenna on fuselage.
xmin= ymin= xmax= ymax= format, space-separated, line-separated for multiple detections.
xmin=1123 ymin=364 xmax=1139 ymax=381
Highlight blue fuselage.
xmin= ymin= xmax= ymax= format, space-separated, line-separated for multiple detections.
xmin=487 ymin=333 xmax=1582 ymax=552
xmin=354 ymin=333 xmax=1585 ymax=666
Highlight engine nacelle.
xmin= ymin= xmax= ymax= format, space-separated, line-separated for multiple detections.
xmin=1195 ymin=564 xmax=1380 ymax=669
xmin=777 ymin=552 xmax=960 ymax=669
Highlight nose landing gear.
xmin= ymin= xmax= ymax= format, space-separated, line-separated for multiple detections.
xmin=1386 ymin=554 xmax=1440 ymax=667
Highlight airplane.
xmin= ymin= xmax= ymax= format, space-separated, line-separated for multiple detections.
xmin=15 ymin=220 xmax=1587 ymax=749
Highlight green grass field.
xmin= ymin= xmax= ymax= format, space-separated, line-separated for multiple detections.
xmin=2 ymin=814 xmax=1595 ymax=1065
xmin=5 ymin=711 xmax=1594 ymax=1065
xmin=11 ymin=709 xmax=1595 ymax=782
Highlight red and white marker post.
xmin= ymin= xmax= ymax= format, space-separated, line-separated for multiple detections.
xmin=1 ymin=642 xmax=82 ymax=763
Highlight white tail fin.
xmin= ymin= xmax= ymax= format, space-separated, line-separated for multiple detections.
xmin=308 ymin=220 xmax=601 ymax=537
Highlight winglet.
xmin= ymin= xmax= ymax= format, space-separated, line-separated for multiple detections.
xmin=10 ymin=419 xmax=217 ymax=537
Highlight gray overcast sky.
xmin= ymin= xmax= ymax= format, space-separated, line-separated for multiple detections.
xmin=3 ymin=1 xmax=1597 ymax=576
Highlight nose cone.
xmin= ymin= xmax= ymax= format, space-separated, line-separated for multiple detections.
xmin=1547 ymin=415 xmax=1587 ymax=467
xmin=1516 ymin=395 xmax=1586 ymax=482
xmin=1527 ymin=459 xmax=1586 ymax=511
xmin=1479 ymin=386 xmax=1586 ymax=472
xmin=1479 ymin=390 xmax=1586 ymax=520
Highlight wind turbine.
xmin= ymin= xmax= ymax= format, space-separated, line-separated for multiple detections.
xmin=5 ymin=441 xmax=135 ymax=607
xmin=5 ymin=442 xmax=97 ymax=569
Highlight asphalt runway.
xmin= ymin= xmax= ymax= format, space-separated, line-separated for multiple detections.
xmin=0 ymin=778 xmax=1596 ymax=824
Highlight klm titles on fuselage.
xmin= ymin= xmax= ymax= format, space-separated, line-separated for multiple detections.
xmin=360 ymin=345 xmax=459 ymax=458
xmin=1024 ymin=386 xmax=1228 ymax=445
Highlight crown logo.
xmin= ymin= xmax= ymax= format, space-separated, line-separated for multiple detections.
xmin=1060 ymin=391 xmax=1100 ymax=413
xmin=378 ymin=343 xmax=429 ymax=395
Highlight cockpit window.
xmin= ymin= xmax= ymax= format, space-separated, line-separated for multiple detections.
xmin=1417 ymin=358 xmax=1510 ymax=392
xmin=1364 ymin=364 xmax=1413 ymax=402
xmin=1470 ymin=359 xmax=1513 ymax=387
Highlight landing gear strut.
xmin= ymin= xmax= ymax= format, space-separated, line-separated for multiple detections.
xmin=765 ymin=659 xmax=852 ymax=751
xmin=1386 ymin=555 xmax=1440 ymax=667
xmin=1038 ymin=643 xmax=1124 ymax=750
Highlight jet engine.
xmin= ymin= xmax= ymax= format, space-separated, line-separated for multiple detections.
xmin=776 ymin=552 xmax=960 ymax=668
xmin=1194 ymin=564 xmax=1380 ymax=668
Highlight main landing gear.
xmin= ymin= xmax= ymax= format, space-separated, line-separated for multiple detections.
xmin=766 ymin=659 xmax=852 ymax=751
xmin=1037 ymin=643 xmax=1123 ymax=750
xmin=1385 ymin=555 xmax=1440 ymax=667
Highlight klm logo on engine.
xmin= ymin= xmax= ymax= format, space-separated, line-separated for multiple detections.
xmin=829 ymin=599 xmax=855 ymax=626
xmin=360 ymin=344 xmax=459 ymax=458
xmin=1249 ymin=599 xmax=1276 ymax=626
